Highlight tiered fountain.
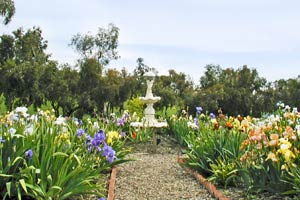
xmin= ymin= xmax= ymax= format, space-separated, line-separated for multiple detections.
xmin=130 ymin=71 xmax=167 ymax=128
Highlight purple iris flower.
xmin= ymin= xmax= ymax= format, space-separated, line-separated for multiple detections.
xmin=92 ymin=130 xmax=106 ymax=146
xmin=209 ymin=113 xmax=216 ymax=119
xmin=98 ymin=198 xmax=106 ymax=200
xmin=86 ymin=134 xmax=92 ymax=142
xmin=25 ymin=149 xmax=33 ymax=160
xmin=196 ymin=106 xmax=203 ymax=114
xmin=102 ymin=144 xmax=116 ymax=163
xmin=102 ymin=144 xmax=113 ymax=157
xmin=116 ymin=118 xmax=125 ymax=126
xmin=85 ymin=134 xmax=93 ymax=151
xmin=76 ymin=128 xmax=84 ymax=136
xmin=107 ymin=150 xmax=116 ymax=163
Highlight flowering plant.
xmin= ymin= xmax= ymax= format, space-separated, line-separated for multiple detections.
xmin=0 ymin=107 xmax=131 ymax=199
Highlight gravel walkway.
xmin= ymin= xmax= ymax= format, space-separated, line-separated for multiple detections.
xmin=114 ymin=135 xmax=215 ymax=200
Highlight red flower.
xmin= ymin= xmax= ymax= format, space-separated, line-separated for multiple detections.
xmin=132 ymin=132 xmax=137 ymax=139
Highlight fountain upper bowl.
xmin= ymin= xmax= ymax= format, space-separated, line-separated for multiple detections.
xmin=139 ymin=96 xmax=161 ymax=104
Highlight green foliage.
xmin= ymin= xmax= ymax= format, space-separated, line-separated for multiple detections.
xmin=129 ymin=128 xmax=154 ymax=143
xmin=208 ymin=159 xmax=239 ymax=187
xmin=283 ymin=165 xmax=300 ymax=196
xmin=168 ymin=117 xmax=190 ymax=146
xmin=40 ymin=100 xmax=54 ymax=111
xmin=0 ymin=0 xmax=15 ymax=25
xmin=70 ymin=23 xmax=120 ymax=65
xmin=0 ymin=93 xmax=7 ymax=116
xmin=239 ymin=160 xmax=289 ymax=194
xmin=0 ymin=107 xmax=131 ymax=199
xmin=124 ymin=97 xmax=144 ymax=119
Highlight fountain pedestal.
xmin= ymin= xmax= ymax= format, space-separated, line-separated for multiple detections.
xmin=130 ymin=71 xmax=167 ymax=153
xmin=130 ymin=71 xmax=167 ymax=128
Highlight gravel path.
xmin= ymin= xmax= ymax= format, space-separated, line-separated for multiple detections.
xmin=114 ymin=135 xmax=215 ymax=200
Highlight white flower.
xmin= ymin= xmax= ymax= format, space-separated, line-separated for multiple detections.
xmin=15 ymin=106 xmax=28 ymax=114
xmin=9 ymin=127 xmax=16 ymax=136
xmin=62 ymin=126 xmax=68 ymax=132
xmin=38 ymin=110 xmax=44 ymax=116
xmin=276 ymin=102 xmax=285 ymax=108
xmin=284 ymin=105 xmax=291 ymax=111
xmin=292 ymin=107 xmax=298 ymax=113
xmin=296 ymin=125 xmax=300 ymax=136
xmin=55 ymin=116 xmax=66 ymax=125
xmin=25 ymin=124 xmax=34 ymax=135
xmin=93 ymin=122 xmax=99 ymax=130
xmin=187 ymin=121 xmax=198 ymax=129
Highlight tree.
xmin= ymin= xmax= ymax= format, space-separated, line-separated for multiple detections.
xmin=13 ymin=27 xmax=49 ymax=64
xmin=0 ymin=34 xmax=14 ymax=63
xmin=39 ymin=64 xmax=80 ymax=116
xmin=0 ymin=27 xmax=53 ymax=110
xmin=70 ymin=23 xmax=120 ymax=66
xmin=197 ymin=65 xmax=268 ymax=116
xmin=200 ymin=64 xmax=222 ymax=89
xmin=0 ymin=0 xmax=15 ymax=25
xmin=74 ymin=58 xmax=104 ymax=117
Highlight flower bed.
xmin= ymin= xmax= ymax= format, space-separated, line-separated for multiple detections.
xmin=168 ymin=104 xmax=300 ymax=198
xmin=0 ymin=107 xmax=132 ymax=199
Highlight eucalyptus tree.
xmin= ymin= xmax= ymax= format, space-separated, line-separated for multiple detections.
xmin=70 ymin=23 xmax=120 ymax=66
xmin=0 ymin=0 xmax=15 ymax=25
xmin=70 ymin=24 xmax=121 ymax=115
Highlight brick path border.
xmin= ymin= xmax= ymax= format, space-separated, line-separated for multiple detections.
xmin=177 ymin=157 xmax=230 ymax=200
xmin=107 ymin=166 xmax=118 ymax=200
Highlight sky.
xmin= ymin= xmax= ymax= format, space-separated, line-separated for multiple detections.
xmin=1 ymin=0 xmax=300 ymax=83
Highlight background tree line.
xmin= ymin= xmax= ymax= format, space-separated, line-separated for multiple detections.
xmin=1 ymin=0 xmax=300 ymax=117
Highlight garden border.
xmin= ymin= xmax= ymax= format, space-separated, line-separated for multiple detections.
xmin=107 ymin=166 xmax=118 ymax=200
xmin=177 ymin=157 xmax=230 ymax=200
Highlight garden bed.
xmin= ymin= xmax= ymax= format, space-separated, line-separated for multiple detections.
xmin=177 ymin=157 xmax=297 ymax=200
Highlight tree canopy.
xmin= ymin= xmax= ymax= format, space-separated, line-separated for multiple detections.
xmin=0 ymin=0 xmax=15 ymax=25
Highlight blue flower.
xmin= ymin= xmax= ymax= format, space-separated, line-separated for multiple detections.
xmin=209 ymin=113 xmax=216 ymax=119
xmin=85 ymin=135 xmax=93 ymax=152
xmin=98 ymin=197 xmax=106 ymax=200
xmin=25 ymin=149 xmax=33 ymax=160
xmin=102 ymin=144 xmax=113 ymax=157
xmin=196 ymin=106 xmax=203 ymax=114
xmin=92 ymin=130 xmax=106 ymax=148
xmin=76 ymin=128 xmax=85 ymax=136
xmin=102 ymin=144 xmax=116 ymax=163
xmin=107 ymin=150 xmax=116 ymax=163
xmin=86 ymin=134 xmax=92 ymax=142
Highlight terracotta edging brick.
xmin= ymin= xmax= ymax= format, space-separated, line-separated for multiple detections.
xmin=107 ymin=166 xmax=118 ymax=200
xmin=177 ymin=157 xmax=230 ymax=200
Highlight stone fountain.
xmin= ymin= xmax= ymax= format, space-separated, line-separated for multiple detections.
xmin=130 ymin=71 xmax=167 ymax=128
